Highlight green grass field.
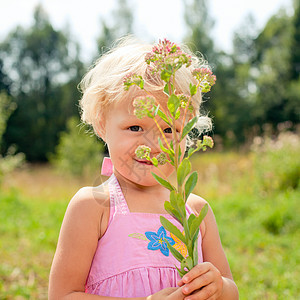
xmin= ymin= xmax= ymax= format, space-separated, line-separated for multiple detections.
xmin=1 ymin=147 xmax=299 ymax=299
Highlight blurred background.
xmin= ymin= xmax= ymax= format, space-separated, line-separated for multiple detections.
xmin=0 ymin=0 xmax=299 ymax=299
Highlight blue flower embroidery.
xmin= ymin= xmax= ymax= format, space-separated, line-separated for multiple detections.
xmin=145 ymin=226 xmax=175 ymax=256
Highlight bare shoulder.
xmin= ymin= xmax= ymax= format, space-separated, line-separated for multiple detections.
xmin=186 ymin=193 xmax=208 ymax=215
xmin=64 ymin=182 xmax=111 ymax=239
xmin=70 ymin=183 xmax=110 ymax=211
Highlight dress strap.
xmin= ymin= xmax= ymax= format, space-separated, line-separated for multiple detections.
xmin=108 ymin=174 xmax=130 ymax=216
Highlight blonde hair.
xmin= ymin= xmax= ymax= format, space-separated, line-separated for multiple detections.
xmin=79 ymin=36 xmax=212 ymax=139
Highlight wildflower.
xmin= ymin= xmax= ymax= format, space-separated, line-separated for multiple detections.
xmin=197 ymin=135 xmax=214 ymax=151
xmin=156 ymin=152 xmax=167 ymax=165
xmin=135 ymin=145 xmax=151 ymax=160
xmin=123 ymin=73 xmax=144 ymax=91
xmin=192 ymin=68 xmax=216 ymax=93
xmin=133 ymin=96 xmax=156 ymax=119
xmin=145 ymin=39 xmax=192 ymax=80
xmin=203 ymin=135 xmax=214 ymax=148
xmin=178 ymin=94 xmax=189 ymax=108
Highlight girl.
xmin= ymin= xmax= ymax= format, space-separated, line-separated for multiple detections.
xmin=49 ymin=37 xmax=239 ymax=300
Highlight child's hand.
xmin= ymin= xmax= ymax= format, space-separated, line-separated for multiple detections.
xmin=177 ymin=262 xmax=223 ymax=299
xmin=148 ymin=286 xmax=186 ymax=300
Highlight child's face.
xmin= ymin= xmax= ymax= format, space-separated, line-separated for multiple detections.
xmin=103 ymin=93 xmax=186 ymax=187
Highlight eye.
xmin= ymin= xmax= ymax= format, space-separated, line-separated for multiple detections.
xmin=164 ymin=127 xmax=172 ymax=134
xmin=129 ymin=125 xmax=142 ymax=132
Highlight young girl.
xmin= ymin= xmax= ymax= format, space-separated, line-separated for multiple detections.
xmin=49 ymin=37 xmax=239 ymax=300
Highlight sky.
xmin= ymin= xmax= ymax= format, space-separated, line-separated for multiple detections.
xmin=0 ymin=0 xmax=293 ymax=62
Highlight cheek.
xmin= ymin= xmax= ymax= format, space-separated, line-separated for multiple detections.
xmin=107 ymin=134 xmax=139 ymax=159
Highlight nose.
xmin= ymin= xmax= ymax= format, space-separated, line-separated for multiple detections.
xmin=141 ymin=126 xmax=162 ymax=154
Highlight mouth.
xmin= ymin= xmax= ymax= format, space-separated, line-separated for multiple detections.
xmin=135 ymin=159 xmax=153 ymax=165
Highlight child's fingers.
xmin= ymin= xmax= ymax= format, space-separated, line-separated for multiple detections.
xmin=182 ymin=262 xmax=211 ymax=284
xmin=181 ymin=269 xmax=212 ymax=295
xmin=177 ymin=279 xmax=184 ymax=287
xmin=183 ymin=282 xmax=218 ymax=300
xmin=170 ymin=286 xmax=186 ymax=300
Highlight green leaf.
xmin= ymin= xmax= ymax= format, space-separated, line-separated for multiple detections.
xmin=139 ymin=79 xmax=145 ymax=89
xmin=184 ymin=171 xmax=198 ymax=201
xmin=177 ymin=158 xmax=191 ymax=186
xmin=164 ymin=83 xmax=170 ymax=96
xmin=175 ymin=109 xmax=181 ymax=120
xmin=176 ymin=265 xmax=187 ymax=278
xmin=164 ymin=238 xmax=184 ymax=263
xmin=177 ymin=193 xmax=187 ymax=219
xmin=182 ymin=256 xmax=194 ymax=271
xmin=181 ymin=117 xmax=197 ymax=141
xmin=157 ymin=109 xmax=172 ymax=126
xmin=146 ymin=111 xmax=154 ymax=118
xmin=151 ymin=157 xmax=158 ymax=167
xmin=190 ymin=204 xmax=208 ymax=240
xmin=153 ymin=105 xmax=160 ymax=117
xmin=181 ymin=256 xmax=194 ymax=272
xmin=170 ymin=190 xmax=178 ymax=209
xmin=178 ymin=145 xmax=182 ymax=165
xmin=168 ymin=94 xmax=180 ymax=117
xmin=193 ymin=235 xmax=199 ymax=265
xmin=188 ymin=213 xmax=196 ymax=228
xmin=160 ymin=216 xmax=186 ymax=244
xmin=170 ymin=140 xmax=174 ymax=151
xmin=151 ymin=172 xmax=175 ymax=191
xmin=164 ymin=201 xmax=182 ymax=223
xmin=189 ymin=83 xmax=197 ymax=96
xmin=161 ymin=69 xmax=171 ymax=82
xmin=158 ymin=137 xmax=172 ymax=155
xmin=169 ymin=191 xmax=186 ymax=220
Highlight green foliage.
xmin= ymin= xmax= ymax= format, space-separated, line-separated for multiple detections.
xmin=151 ymin=172 xmax=175 ymax=191
xmin=183 ymin=0 xmax=215 ymax=62
xmin=96 ymin=0 xmax=134 ymax=55
xmin=0 ymin=189 xmax=68 ymax=299
xmin=252 ymin=131 xmax=300 ymax=192
xmin=50 ymin=117 xmax=104 ymax=176
xmin=1 ymin=150 xmax=300 ymax=298
xmin=0 ymin=92 xmax=24 ymax=183
xmin=0 ymin=4 xmax=84 ymax=161
xmin=0 ymin=92 xmax=16 ymax=143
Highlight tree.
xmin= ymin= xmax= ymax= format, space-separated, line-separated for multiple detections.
xmin=183 ymin=0 xmax=254 ymax=146
xmin=96 ymin=0 xmax=134 ymax=55
xmin=0 ymin=4 xmax=84 ymax=161
xmin=183 ymin=0 xmax=215 ymax=62
xmin=253 ymin=8 xmax=297 ymax=128
xmin=286 ymin=0 xmax=300 ymax=122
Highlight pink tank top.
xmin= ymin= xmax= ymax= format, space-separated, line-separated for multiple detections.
xmin=85 ymin=174 xmax=203 ymax=297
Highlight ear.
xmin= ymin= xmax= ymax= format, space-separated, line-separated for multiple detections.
xmin=95 ymin=123 xmax=106 ymax=142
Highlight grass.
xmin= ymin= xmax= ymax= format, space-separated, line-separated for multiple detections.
xmin=1 ymin=148 xmax=300 ymax=299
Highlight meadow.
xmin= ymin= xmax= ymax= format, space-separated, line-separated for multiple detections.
xmin=0 ymin=132 xmax=299 ymax=299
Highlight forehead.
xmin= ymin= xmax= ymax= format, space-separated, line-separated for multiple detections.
xmin=112 ymin=90 xmax=169 ymax=115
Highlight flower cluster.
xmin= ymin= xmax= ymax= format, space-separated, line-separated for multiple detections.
xmin=192 ymin=68 xmax=216 ymax=93
xmin=123 ymin=73 xmax=144 ymax=91
xmin=156 ymin=152 xmax=167 ymax=165
xmin=135 ymin=145 xmax=151 ymax=160
xmin=133 ymin=96 xmax=156 ymax=119
xmin=196 ymin=135 xmax=214 ymax=151
xmin=178 ymin=94 xmax=194 ymax=112
xmin=145 ymin=39 xmax=192 ymax=80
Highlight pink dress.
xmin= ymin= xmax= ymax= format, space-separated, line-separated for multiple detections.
xmin=85 ymin=174 xmax=203 ymax=297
